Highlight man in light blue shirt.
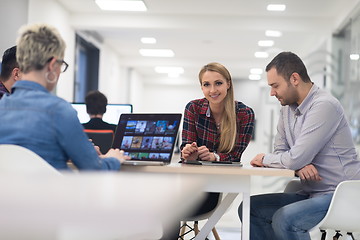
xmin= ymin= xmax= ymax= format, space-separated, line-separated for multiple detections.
xmin=239 ymin=52 xmax=360 ymax=240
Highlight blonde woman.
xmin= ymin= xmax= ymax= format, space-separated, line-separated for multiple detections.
xmin=0 ymin=23 xmax=127 ymax=170
xmin=181 ymin=62 xmax=255 ymax=162
xmin=173 ymin=63 xmax=255 ymax=239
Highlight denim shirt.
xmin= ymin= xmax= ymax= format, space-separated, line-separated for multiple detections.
xmin=0 ymin=81 xmax=120 ymax=171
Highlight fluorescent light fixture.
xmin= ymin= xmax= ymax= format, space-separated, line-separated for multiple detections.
xmin=350 ymin=54 xmax=360 ymax=60
xmin=258 ymin=40 xmax=274 ymax=47
xmin=95 ymin=0 xmax=147 ymax=11
xmin=155 ymin=66 xmax=184 ymax=77
xmin=250 ymin=68 xmax=263 ymax=74
xmin=139 ymin=49 xmax=175 ymax=57
xmin=265 ymin=30 xmax=282 ymax=37
xmin=267 ymin=4 xmax=286 ymax=11
xmin=155 ymin=66 xmax=184 ymax=74
xmin=141 ymin=37 xmax=156 ymax=44
xmin=249 ymin=74 xmax=261 ymax=80
xmin=168 ymin=72 xmax=180 ymax=78
xmin=254 ymin=52 xmax=269 ymax=58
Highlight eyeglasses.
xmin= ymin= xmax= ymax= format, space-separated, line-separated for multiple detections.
xmin=47 ymin=57 xmax=69 ymax=73
xmin=56 ymin=59 xmax=69 ymax=73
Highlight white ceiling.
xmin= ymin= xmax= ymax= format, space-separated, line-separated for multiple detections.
xmin=56 ymin=0 xmax=360 ymax=84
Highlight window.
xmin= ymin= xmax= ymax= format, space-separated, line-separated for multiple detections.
xmin=74 ymin=34 xmax=100 ymax=102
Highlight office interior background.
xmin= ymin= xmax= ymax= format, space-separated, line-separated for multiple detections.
xmin=1 ymin=0 xmax=360 ymax=236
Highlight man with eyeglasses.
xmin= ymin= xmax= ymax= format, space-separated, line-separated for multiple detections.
xmin=0 ymin=46 xmax=22 ymax=99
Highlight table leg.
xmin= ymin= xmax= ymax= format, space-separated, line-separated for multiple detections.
xmin=194 ymin=193 xmax=238 ymax=240
xmin=241 ymin=190 xmax=250 ymax=240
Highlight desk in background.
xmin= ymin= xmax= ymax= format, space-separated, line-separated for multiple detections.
xmin=122 ymin=163 xmax=294 ymax=240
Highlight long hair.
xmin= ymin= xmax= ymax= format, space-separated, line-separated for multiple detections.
xmin=198 ymin=62 xmax=236 ymax=153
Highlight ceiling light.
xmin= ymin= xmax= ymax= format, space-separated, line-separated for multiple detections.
xmin=267 ymin=4 xmax=286 ymax=11
xmin=250 ymin=68 xmax=263 ymax=74
xmin=249 ymin=74 xmax=261 ymax=80
xmin=141 ymin=37 xmax=156 ymax=44
xmin=168 ymin=72 xmax=180 ymax=78
xmin=155 ymin=66 xmax=184 ymax=77
xmin=95 ymin=0 xmax=147 ymax=11
xmin=265 ymin=30 xmax=282 ymax=37
xmin=139 ymin=49 xmax=175 ymax=57
xmin=258 ymin=40 xmax=274 ymax=47
xmin=254 ymin=52 xmax=269 ymax=58
xmin=155 ymin=66 xmax=184 ymax=74
xmin=350 ymin=54 xmax=360 ymax=60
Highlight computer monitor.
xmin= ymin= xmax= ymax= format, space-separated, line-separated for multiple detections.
xmin=70 ymin=103 xmax=133 ymax=125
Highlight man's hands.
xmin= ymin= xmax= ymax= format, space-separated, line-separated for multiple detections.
xmin=250 ymin=153 xmax=265 ymax=167
xmin=251 ymin=152 xmax=322 ymax=182
xmin=296 ymin=164 xmax=322 ymax=181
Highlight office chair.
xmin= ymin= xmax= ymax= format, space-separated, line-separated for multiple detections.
xmin=179 ymin=192 xmax=222 ymax=240
xmin=308 ymin=180 xmax=360 ymax=240
xmin=0 ymin=144 xmax=60 ymax=175
xmin=84 ymin=129 xmax=114 ymax=154
xmin=283 ymin=178 xmax=302 ymax=193
xmin=284 ymin=179 xmax=360 ymax=240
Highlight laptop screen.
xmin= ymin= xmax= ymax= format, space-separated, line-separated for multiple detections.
xmin=112 ymin=113 xmax=182 ymax=163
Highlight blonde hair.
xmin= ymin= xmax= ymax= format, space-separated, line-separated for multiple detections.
xmin=199 ymin=62 xmax=237 ymax=153
xmin=16 ymin=23 xmax=66 ymax=73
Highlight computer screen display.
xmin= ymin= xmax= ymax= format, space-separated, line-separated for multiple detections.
xmin=70 ymin=103 xmax=133 ymax=125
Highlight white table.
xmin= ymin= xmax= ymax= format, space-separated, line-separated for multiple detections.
xmin=0 ymin=172 xmax=205 ymax=240
xmin=122 ymin=163 xmax=294 ymax=240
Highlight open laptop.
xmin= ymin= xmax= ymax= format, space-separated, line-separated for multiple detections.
xmin=112 ymin=113 xmax=182 ymax=166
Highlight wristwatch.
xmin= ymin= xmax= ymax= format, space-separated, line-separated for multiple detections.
xmin=213 ymin=152 xmax=220 ymax=161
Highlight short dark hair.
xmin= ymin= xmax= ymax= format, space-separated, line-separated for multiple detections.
xmin=265 ymin=51 xmax=311 ymax=83
xmin=0 ymin=46 xmax=18 ymax=81
xmin=85 ymin=90 xmax=108 ymax=115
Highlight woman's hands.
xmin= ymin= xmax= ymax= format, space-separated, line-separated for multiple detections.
xmin=181 ymin=142 xmax=216 ymax=161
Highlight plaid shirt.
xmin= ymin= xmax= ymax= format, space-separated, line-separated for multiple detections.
xmin=181 ymin=98 xmax=255 ymax=162
xmin=0 ymin=81 xmax=10 ymax=99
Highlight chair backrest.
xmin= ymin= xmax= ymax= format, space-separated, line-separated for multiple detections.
xmin=186 ymin=192 xmax=223 ymax=221
xmin=283 ymin=178 xmax=302 ymax=193
xmin=84 ymin=129 xmax=114 ymax=154
xmin=0 ymin=144 xmax=60 ymax=175
xmin=317 ymin=180 xmax=360 ymax=233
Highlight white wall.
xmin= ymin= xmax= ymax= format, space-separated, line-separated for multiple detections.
xmin=27 ymin=0 xmax=75 ymax=101
xmin=98 ymin=44 xmax=130 ymax=104
xmin=0 ymin=0 xmax=29 ymax=53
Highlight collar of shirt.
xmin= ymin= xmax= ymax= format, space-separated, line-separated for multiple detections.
xmin=0 ymin=81 xmax=9 ymax=93
xmin=198 ymin=98 xmax=211 ymax=117
xmin=12 ymin=80 xmax=48 ymax=94
xmin=290 ymin=83 xmax=319 ymax=116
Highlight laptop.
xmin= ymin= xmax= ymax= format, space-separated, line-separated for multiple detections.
xmin=112 ymin=113 xmax=182 ymax=166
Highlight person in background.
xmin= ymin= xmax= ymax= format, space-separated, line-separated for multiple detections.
xmin=177 ymin=62 xmax=255 ymax=239
xmin=239 ymin=51 xmax=360 ymax=240
xmin=82 ymin=90 xmax=117 ymax=132
xmin=0 ymin=23 xmax=128 ymax=170
xmin=0 ymin=46 xmax=21 ymax=99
